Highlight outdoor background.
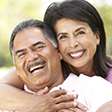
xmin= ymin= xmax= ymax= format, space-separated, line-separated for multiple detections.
xmin=0 ymin=0 xmax=112 ymax=76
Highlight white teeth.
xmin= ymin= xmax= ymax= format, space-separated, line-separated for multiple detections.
xmin=30 ymin=65 xmax=43 ymax=72
xmin=70 ymin=51 xmax=84 ymax=58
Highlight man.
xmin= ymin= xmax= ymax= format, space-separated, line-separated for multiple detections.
xmin=0 ymin=19 xmax=86 ymax=112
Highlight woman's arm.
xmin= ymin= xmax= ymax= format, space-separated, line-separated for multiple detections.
xmin=0 ymin=67 xmax=24 ymax=89
xmin=0 ymin=83 xmax=76 ymax=112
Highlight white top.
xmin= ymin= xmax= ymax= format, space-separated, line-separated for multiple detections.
xmin=51 ymin=73 xmax=112 ymax=112
xmin=24 ymin=73 xmax=112 ymax=112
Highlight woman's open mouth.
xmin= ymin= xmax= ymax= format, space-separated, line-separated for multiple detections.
xmin=68 ymin=49 xmax=86 ymax=59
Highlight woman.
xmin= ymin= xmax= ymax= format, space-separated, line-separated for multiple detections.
xmin=44 ymin=0 xmax=112 ymax=83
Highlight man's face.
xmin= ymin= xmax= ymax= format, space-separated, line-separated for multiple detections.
xmin=13 ymin=27 xmax=61 ymax=92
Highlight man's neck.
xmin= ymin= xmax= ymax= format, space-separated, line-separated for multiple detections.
xmin=24 ymin=73 xmax=64 ymax=94
xmin=49 ymin=71 xmax=64 ymax=91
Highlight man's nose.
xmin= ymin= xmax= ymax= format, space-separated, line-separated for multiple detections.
xmin=27 ymin=50 xmax=39 ymax=61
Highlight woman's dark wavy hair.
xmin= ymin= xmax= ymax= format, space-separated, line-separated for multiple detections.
xmin=44 ymin=0 xmax=112 ymax=78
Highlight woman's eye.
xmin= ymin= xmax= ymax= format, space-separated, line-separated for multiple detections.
xmin=75 ymin=31 xmax=85 ymax=38
xmin=78 ymin=31 xmax=85 ymax=35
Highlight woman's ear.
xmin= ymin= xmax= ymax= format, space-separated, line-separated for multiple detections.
xmin=96 ymin=32 xmax=100 ymax=45
xmin=59 ymin=52 xmax=63 ymax=60
xmin=57 ymin=49 xmax=63 ymax=60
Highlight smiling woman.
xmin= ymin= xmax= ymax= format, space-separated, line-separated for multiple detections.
xmin=44 ymin=0 xmax=112 ymax=81
xmin=43 ymin=0 xmax=112 ymax=111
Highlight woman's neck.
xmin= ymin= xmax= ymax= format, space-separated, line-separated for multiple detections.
xmin=75 ymin=61 xmax=95 ymax=77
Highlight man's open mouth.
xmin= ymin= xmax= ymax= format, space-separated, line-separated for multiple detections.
xmin=27 ymin=60 xmax=46 ymax=74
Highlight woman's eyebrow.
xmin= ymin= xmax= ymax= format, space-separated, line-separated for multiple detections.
xmin=74 ymin=27 xmax=85 ymax=32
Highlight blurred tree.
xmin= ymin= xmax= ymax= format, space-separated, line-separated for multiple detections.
xmin=98 ymin=5 xmax=112 ymax=38
xmin=0 ymin=0 xmax=42 ymax=67
xmin=98 ymin=5 xmax=112 ymax=57
xmin=0 ymin=0 xmax=112 ymax=67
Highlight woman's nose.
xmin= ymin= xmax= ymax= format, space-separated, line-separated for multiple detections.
xmin=69 ymin=37 xmax=79 ymax=48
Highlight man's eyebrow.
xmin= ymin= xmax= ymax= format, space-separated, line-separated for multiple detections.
xmin=15 ymin=49 xmax=25 ymax=55
xmin=32 ymin=41 xmax=45 ymax=47
xmin=15 ymin=42 xmax=46 ymax=55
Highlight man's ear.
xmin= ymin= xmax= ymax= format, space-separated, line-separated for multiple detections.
xmin=12 ymin=54 xmax=16 ymax=65
xmin=12 ymin=56 xmax=20 ymax=76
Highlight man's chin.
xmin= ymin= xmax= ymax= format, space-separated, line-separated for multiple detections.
xmin=30 ymin=86 xmax=49 ymax=94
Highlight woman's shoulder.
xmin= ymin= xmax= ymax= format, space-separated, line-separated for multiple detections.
xmin=106 ymin=68 xmax=112 ymax=83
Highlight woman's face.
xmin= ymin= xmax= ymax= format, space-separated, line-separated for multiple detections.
xmin=54 ymin=18 xmax=100 ymax=73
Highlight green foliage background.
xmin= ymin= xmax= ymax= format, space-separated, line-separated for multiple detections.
xmin=98 ymin=5 xmax=112 ymax=55
xmin=0 ymin=0 xmax=112 ymax=67
xmin=0 ymin=0 xmax=43 ymax=67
